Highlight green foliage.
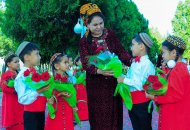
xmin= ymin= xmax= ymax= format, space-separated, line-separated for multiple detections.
xmin=0 ymin=28 xmax=18 ymax=57
xmin=1 ymin=0 xmax=153 ymax=63
xmin=172 ymin=0 xmax=190 ymax=59
xmin=149 ymin=27 xmax=165 ymax=64
xmin=149 ymin=27 xmax=165 ymax=49
xmin=148 ymin=37 xmax=160 ymax=65
xmin=2 ymin=0 xmax=80 ymax=62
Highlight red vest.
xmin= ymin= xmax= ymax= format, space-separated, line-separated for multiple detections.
xmin=131 ymin=91 xmax=150 ymax=104
xmin=24 ymin=96 xmax=46 ymax=112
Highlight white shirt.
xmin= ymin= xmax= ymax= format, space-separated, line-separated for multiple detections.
xmin=15 ymin=66 xmax=40 ymax=105
xmin=123 ymin=55 xmax=155 ymax=92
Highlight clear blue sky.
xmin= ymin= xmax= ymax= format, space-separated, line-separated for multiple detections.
xmin=132 ymin=0 xmax=185 ymax=36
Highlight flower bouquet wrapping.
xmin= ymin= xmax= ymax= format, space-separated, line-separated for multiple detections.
xmin=23 ymin=68 xmax=56 ymax=119
xmin=53 ymin=73 xmax=80 ymax=125
xmin=143 ymin=68 xmax=168 ymax=112
xmin=73 ymin=66 xmax=86 ymax=85
xmin=88 ymin=48 xmax=132 ymax=110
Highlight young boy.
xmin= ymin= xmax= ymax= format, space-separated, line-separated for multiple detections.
xmin=117 ymin=33 xmax=155 ymax=130
xmin=15 ymin=41 xmax=49 ymax=130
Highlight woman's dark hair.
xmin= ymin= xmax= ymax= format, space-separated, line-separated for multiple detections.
xmin=19 ymin=43 xmax=39 ymax=62
xmin=87 ymin=12 xmax=105 ymax=25
xmin=50 ymin=53 xmax=66 ymax=76
xmin=133 ymin=34 xmax=150 ymax=52
xmin=162 ymin=40 xmax=185 ymax=61
xmin=87 ymin=12 xmax=105 ymax=44
xmin=3 ymin=53 xmax=18 ymax=72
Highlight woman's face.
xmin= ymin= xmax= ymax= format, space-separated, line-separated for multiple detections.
xmin=88 ymin=16 xmax=104 ymax=36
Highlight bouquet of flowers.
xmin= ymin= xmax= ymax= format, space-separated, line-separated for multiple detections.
xmin=143 ymin=68 xmax=168 ymax=95
xmin=88 ymin=47 xmax=132 ymax=110
xmin=23 ymin=68 xmax=56 ymax=119
xmin=73 ymin=66 xmax=86 ymax=85
xmin=4 ymin=71 xmax=17 ymax=87
xmin=53 ymin=73 xmax=80 ymax=125
xmin=143 ymin=68 xmax=168 ymax=112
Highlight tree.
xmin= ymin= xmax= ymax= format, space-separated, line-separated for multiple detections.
xmin=0 ymin=32 xmax=18 ymax=57
xmin=172 ymin=0 xmax=190 ymax=59
xmin=0 ymin=8 xmax=17 ymax=57
xmin=149 ymin=27 xmax=165 ymax=49
xmin=2 ymin=0 xmax=80 ymax=63
xmin=2 ymin=0 xmax=157 ymax=63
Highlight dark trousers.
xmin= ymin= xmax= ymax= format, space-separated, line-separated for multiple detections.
xmin=128 ymin=101 xmax=153 ymax=130
xmin=24 ymin=111 xmax=45 ymax=130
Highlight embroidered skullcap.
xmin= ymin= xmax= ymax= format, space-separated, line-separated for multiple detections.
xmin=139 ymin=33 xmax=154 ymax=48
xmin=16 ymin=41 xmax=30 ymax=56
xmin=166 ymin=35 xmax=186 ymax=50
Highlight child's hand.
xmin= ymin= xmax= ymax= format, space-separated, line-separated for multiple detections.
xmin=145 ymin=92 xmax=155 ymax=100
xmin=57 ymin=92 xmax=71 ymax=98
xmin=37 ymin=85 xmax=50 ymax=94
xmin=47 ymin=96 xmax=54 ymax=104
xmin=73 ymin=107 xmax=78 ymax=112
xmin=117 ymin=76 xmax=125 ymax=83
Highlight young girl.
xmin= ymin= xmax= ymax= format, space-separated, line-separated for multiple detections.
xmin=1 ymin=52 xmax=24 ymax=130
xmin=73 ymin=56 xmax=89 ymax=129
xmin=45 ymin=53 xmax=75 ymax=130
xmin=146 ymin=36 xmax=190 ymax=130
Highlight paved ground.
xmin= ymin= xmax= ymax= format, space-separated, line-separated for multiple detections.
xmin=0 ymin=92 xmax=158 ymax=130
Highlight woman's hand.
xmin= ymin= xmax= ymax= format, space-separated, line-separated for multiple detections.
xmin=57 ymin=92 xmax=71 ymax=98
xmin=145 ymin=92 xmax=155 ymax=100
xmin=117 ymin=76 xmax=125 ymax=83
xmin=97 ymin=69 xmax=114 ymax=76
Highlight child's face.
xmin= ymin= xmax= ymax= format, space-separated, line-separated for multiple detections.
xmin=69 ymin=58 xmax=73 ymax=67
xmin=7 ymin=57 xmax=20 ymax=71
xmin=162 ymin=46 xmax=176 ymax=63
xmin=131 ymin=39 xmax=142 ymax=57
xmin=55 ymin=56 xmax=69 ymax=72
xmin=76 ymin=59 xmax=82 ymax=66
xmin=26 ymin=50 xmax=41 ymax=66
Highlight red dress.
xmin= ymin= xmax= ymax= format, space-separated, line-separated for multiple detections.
xmin=154 ymin=62 xmax=190 ymax=130
xmin=45 ymin=91 xmax=74 ymax=130
xmin=1 ymin=70 xmax=24 ymax=130
xmin=75 ymin=84 xmax=89 ymax=121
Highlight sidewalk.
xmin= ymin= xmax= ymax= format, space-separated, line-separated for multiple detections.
xmin=0 ymin=92 xmax=158 ymax=130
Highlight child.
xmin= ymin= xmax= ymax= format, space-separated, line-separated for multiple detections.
xmin=66 ymin=55 xmax=76 ymax=84
xmin=117 ymin=33 xmax=155 ymax=130
xmin=45 ymin=53 xmax=75 ymax=130
xmin=146 ymin=36 xmax=190 ymax=130
xmin=1 ymin=52 xmax=24 ymax=130
xmin=73 ymin=56 xmax=90 ymax=129
xmin=68 ymin=56 xmax=74 ymax=68
xmin=15 ymin=41 xmax=50 ymax=130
